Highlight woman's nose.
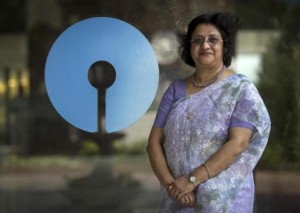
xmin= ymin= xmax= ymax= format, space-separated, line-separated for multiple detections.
xmin=201 ymin=40 xmax=210 ymax=48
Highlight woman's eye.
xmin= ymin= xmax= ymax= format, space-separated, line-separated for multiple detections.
xmin=208 ymin=37 xmax=221 ymax=44
xmin=191 ymin=38 xmax=203 ymax=44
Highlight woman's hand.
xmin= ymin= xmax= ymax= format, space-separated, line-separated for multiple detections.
xmin=180 ymin=192 xmax=197 ymax=207
xmin=167 ymin=175 xmax=195 ymax=200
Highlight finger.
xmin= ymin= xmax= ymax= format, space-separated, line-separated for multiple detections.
xmin=189 ymin=195 xmax=196 ymax=207
xmin=167 ymin=183 xmax=175 ymax=191
xmin=179 ymin=197 xmax=185 ymax=205
xmin=190 ymin=199 xmax=196 ymax=207
xmin=170 ymin=188 xmax=177 ymax=199
xmin=177 ymin=191 xmax=186 ymax=200
xmin=188 ymin=199 xmax=194 ymax=207
xmin=179 ymin=196 xmax=188 ymax=207
xmin=167 ymin=184 xmax=174 ymax=193
xmin=184 ymin=196 xmax=190 ymax=207
xmin=172 ymin=187 xmax=181 ymax=199
xmin=176 ymin=191 xmax=185 ymax=201
xmin=167 ymin=184 xmax=173 ymax=196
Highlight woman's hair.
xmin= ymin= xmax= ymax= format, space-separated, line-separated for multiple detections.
xmin=179 ymin=12 xmax=239 ymax=67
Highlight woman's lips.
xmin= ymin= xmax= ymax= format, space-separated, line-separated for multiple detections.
xmin=200 ymin=52 xmax=212 ymax=56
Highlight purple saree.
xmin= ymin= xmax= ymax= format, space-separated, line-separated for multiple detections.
xmin=160 ymin=74 xmax=271 ymax=212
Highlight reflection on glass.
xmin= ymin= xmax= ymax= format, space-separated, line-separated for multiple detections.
xmin=151 ymin=30 xmax=179 ymax=65
xmin=0 ymin=0 xmax=299 ymax=212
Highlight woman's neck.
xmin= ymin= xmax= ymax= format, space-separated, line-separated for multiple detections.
xmin=194 ymin=63 xmax=224 ymax=84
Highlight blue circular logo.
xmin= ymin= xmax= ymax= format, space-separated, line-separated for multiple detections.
xmin=45 ymin=17 xmax=159 ymax=133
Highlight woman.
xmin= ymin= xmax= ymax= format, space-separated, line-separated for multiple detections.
xmin=147 ymin=12 xmax=271 ymax=212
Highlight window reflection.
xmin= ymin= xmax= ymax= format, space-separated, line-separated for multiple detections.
xmin=0 ymin=0 xmax=299 ymax=212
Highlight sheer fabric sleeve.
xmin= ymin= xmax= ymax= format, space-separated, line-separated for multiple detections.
xmin=153 ymin=83 xmax=176 ymax=128
xmin=229 ymin=116 xmax=254 ymax=130
xmin=230 ymin=80 xmax=271 ymax=137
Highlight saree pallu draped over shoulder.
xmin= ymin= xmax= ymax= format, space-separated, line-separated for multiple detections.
xmin=160 ymin=74 xmax=271 ymax=213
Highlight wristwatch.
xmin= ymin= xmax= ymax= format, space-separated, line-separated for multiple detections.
xmin=189 ymin=175 xmax=197 ymax=187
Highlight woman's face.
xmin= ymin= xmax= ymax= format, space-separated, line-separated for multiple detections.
xmin=190 ymin=23 xmax=223 ymax=68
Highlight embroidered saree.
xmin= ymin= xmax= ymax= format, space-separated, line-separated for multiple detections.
xmin=160 ymin=74 xmax=271 ymax=212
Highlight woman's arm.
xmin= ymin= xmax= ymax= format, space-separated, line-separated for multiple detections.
xmin=192 ymin=127 xmax=252 ymax=183
xmin=147 ymin=127 xmax=197 ymax=207
xmin=146 ymin=127 xmax=175 ymax=188
xmin=171 ymin=127 xmax=253 ymax=199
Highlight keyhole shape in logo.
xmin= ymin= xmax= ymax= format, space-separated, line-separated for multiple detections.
xmin=45 ymin=17 xmax=159 ymax=133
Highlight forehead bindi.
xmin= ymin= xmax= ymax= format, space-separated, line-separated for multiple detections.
xmin=192 ymin=24 xmax=221 ymax=37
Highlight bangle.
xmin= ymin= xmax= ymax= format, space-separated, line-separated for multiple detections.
xmin=203 ymin=163 xmax=211 ymax=179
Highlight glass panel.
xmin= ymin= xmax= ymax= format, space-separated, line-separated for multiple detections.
xmin=0 ymin=0 xmax=299 ymax=212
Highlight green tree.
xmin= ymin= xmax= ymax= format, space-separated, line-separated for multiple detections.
xmin=257 ymin=5 xmax=300 ymax=168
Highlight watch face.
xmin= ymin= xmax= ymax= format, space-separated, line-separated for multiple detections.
xmin=190 ymin=176 xmax=196 ymax=182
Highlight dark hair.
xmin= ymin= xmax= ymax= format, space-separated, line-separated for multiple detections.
xmin=179 ymin=12 xmax=239 ymax=67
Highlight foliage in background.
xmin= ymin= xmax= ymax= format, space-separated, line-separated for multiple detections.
xmin=113 ymin=140 xmax=147 ymax=156
xmin=236 ymin=0 xmax=286 ymax=30
xmin=0 ymin=155 xmax=86 ymax=171
xmin=77 ymin=139 xmax=148 ymax=156
xmin=79 ymin=140 xmax=100 ymax=156
xmin=257 ymin=5 xmax=300 ymax=169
